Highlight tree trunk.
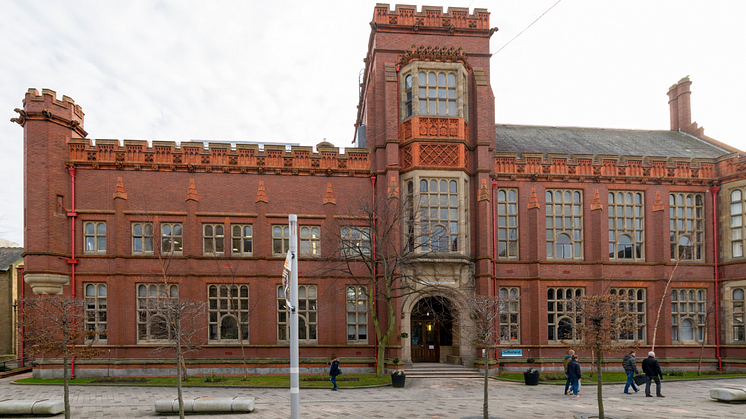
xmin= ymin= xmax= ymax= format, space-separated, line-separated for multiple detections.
xmin=376 ymin=340 xmax=386 ymax=377
xmin=697 ymin=312 xmax=709 ymax=375
xmin=596 ymin=348 xmax=604 ymax=419
xmin=176 ymin=322 xmax=184 ymax=419
xmin=483 ymin=348 xmax=489 ymax=419
xmin=63 ymin=353 xmax=70 ymax=419
xmin=651 ymin=263 xmax=680 ymax=352
xmin=596 ymin=349 xmax=604 ymax=419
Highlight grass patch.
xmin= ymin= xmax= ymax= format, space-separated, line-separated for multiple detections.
xmin=16 ymin=374 xmax=390 ymax=388
xmin=497 ymin=370 xmax=746 ymax=383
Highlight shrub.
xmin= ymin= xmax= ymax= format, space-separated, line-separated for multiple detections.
xmin=203 ymin=374 xmax=225 ymax=383
xmin=662 ymin=369 xmax=685 ymax=377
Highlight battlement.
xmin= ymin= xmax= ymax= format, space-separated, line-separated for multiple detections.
xmin=67 ymin=139 xmax=370 ymax=176
xmin=373 ymin=4 xmax=490 ymax=30
xmin=493 ymin=152 xmax=721 ymax=184
xmin=23 ymin=88 xmax=85 ymax=119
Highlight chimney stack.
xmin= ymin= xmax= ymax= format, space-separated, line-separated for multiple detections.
xmin=667 ymin=76 xmax=692 ymax=132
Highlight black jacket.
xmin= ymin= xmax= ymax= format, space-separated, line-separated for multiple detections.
xmin=641 ymin=356 xmax=662 ymax=378
xmin=329 ymin=360 xmax=340 ymax=377
xmin=567 ymin=359 xmax=582 ymax=379
xmin=622 ymin=354 xmax=638 ymax=373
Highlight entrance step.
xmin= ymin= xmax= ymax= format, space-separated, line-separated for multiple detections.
xmin=405 ymin=363 xmax=483 ymax=379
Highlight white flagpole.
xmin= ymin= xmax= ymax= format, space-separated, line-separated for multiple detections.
xmin=289 ymin=215 xmax=299 ymax=419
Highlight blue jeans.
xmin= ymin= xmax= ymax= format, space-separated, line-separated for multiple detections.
xmin=624 ymin=371 xmax=638 ymax=393
xmin=564 ymin=372 xmax=571 ymax=394
xmin=569 ymin=377 xmax=580 ymax=395
xmin=330 ymin=375 xmax=338 ymax=389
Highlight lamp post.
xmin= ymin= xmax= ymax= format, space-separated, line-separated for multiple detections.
xmin=289 ymin=215 xmax=299 ymax=419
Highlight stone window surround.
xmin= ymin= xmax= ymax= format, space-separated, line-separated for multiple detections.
xmin=399 ymin=61 xmax=469 ymax=123
xmin=723 ymin=279 xmax=746 ymax=344
xmin=400 ymin=170 xmax=470 ymax=257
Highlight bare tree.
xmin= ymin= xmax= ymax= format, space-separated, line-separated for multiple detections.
xmin=17 ymin=295 xmax=103 ymax=419
xmin=317 ymin=192 xmax=434 ymax=377
xmin=567 ymin=293 xmax=640 ymax=419
xmin=456 ymin=293 xmax=519 ymax=419
xmin=146 ymin=291 xmax=206 ymax=419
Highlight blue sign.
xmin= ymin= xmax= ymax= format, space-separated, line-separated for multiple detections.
xmin=501 ymin=349 xmax=523 ymax=357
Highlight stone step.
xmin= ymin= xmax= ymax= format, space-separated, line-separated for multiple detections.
xmin=404 ymin=363 xmax=483 ymax=378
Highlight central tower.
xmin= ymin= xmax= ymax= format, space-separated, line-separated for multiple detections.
xmin=355 ymin=4 xmax=498 ymax=364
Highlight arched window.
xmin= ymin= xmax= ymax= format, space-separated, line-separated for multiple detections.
xmin=556 ymin=234 xmax=572 ymax=259
xmin=208 ymin=284 xmax=249 ymax=342
xmin=733 ymin=288 xmax=745 ymax=341
xmin=731 ymin=189 xmax=745 ymax=258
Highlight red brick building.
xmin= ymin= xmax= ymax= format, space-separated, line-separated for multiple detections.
xmin=13 ymin=4 xmax=746 ymax=377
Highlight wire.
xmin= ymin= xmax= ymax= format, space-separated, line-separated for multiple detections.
xmin=491 ymin=0 xmax=564 ymax=57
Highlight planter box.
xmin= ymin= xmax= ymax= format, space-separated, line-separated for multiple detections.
xmin=523 ymin=372 xmax=540 ymax=386
xmin=391 ymin=373 xmax=406 ymax=388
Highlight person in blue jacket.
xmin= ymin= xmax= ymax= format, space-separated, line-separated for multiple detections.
xmin=567 ymin=355 xmax=582 ymax=397
xmin=328 ymin=354 xmax=340 ymax=391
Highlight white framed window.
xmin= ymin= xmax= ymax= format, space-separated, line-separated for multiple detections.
xmin=420 ymin=178 xmax=459 ymax=253
xmin=671 ymin=289 xmax=706 ymax=342
xmin=203 ymin=224 xmax=225 ymax=256
xmin=132 ymin=222 xmax=154 ymax=254
xmin=208 ymin=284 xmax=249 ymax=342
xmin=497 ymin=189 xmax=518 ymax=259
xmin=499 ymin=287 xmax=520 ymax=342
xmin=347 ymin=286 xmax=368 ymax=343
xmin=610 ymin=288 xmax=646 ymax=341
xmin=730 ymin=189 xmax=745 ymax=258
xmin=400 ymin=61 xmax=468 ymax=121
xmin=669 ymin=193 xmax=704 ymax=261
xmin=136 ymin=283 xmax=179 ymax=342
xmin=300 ymin=226 xmax=320 ymax=257
xmin=546 ymin=190 xmax=583 ymax=259
xmin=732 ymin=288 xmax=744 ymax=342
xmin=277 ymin=285 xmax=317 ymax=343
xmin=84 ymin=283 xmax=107 ymax=343
xmin=547 ymin=287 xmax=584 ymax=342
xmin=231 ymin=225 xmax=253 ymax=256
xmin=84 ymin=221 xmax=106 ymax=254
xmin=341 ymin=227 xmax=371 ymax=257
xmin=608 ymin=192 xmax=644 ymax=261
xmin=273 ymin=225 xmax=290 ymax=256
xmin=161 ymin=223 xmax=183 ymax=255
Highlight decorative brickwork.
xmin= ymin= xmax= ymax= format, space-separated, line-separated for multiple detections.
xmin=113 ymin=177 xmax=127 ymax=200
xmin=373 ymin=4 xmax=490 ymax=31
xmin=388 ymin=176 xmax=400 ymax=199
xmin=401 ymin=117 xmax=467 ymax=142
xmin=255 ymin=181 xmax=268 ymax=204
xmin=478 ymin=179 xmax=490 ymax=202
xmin=420 ymin=144 xmax=459 ymax=167
xmin=493 ymin=153 xmax=718 ymax=185
xmin=397 ymin=45 xmax=472 ymax=71
xmin=66 ymin=140 xmax=369 ymax=177
xmin=590 ymin=189 xmax=602 ymax=211
xmin=185 ymin=179 xmax=199 ymax=202
xmin=323 ymin=183 xmax=336 ymax=205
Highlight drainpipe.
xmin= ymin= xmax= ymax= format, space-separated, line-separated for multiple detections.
xmin=709 ymin=185 xmax=722 ymax=370
xmin=371 ymin=175 xmax=377 ymax=372
xmin=19 ymin=268 xmax=25 ymax=367
xmin=491 ymin=179 xmax=498 ymax=357
xmin=68 ymin=166 xmax=79 ymax=378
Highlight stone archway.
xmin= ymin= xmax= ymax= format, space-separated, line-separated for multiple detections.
xmin=409 ymin=296 xmax=457 ymax=363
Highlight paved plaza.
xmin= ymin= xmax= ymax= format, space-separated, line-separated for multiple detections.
xmin=1 ymin=372 xmax=744 ymax=418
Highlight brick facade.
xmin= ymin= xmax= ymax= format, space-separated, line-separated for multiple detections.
xmin=12 ymin=4 xmax=746 ymax=377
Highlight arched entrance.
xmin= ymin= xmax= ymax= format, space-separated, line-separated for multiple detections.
xmin=410 ymin=296 xmax=454 ymax=362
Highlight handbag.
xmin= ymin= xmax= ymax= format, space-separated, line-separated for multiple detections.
xmin=633 ymin=374 xmax=647 ymax=385
xmin=337 ymin=368 xmax=342 ymax=375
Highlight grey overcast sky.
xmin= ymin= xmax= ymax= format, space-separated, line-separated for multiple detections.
xmin=2 ymin=0 xmax=745 ymax=246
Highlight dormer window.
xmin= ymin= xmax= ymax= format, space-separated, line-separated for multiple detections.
xmin=400 ymin=61 xmax=468 ymax=122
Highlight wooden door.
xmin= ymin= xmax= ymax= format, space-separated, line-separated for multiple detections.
xmin=411 ymin=319 xmax=439 ymax=362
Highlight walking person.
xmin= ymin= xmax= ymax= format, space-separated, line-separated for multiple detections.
xmin=563 ymin=349 xmax=575 ymax=395
xmin=567 ymin=355 xmax=582 ymax=398
xmin=642 ymin=351 xmax=664 ymax=398
xmin=622 ymin=350 xmax=639 ymax=394
xmin=328 ymin=354 xmax=340 ymax=391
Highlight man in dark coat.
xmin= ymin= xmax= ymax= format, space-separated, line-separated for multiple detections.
xmin=622 ymin=350 xmax=639 ymax=394
xmin=567 ymin=355 xmax=582 ymax=397
xmin=641 ymin=351 xmax=664 ymax=397
xmin=563 ymin=349 xmax=575 ymax=395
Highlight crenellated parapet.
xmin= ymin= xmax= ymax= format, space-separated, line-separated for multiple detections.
xmin=493 ymin=152 xmax=718 ymax=185
xmin=11 ymin=88 xmax=87 ymax=138
xmin=715 ymin=153 xmax=746 ymax=184
xmin=67 ymin=139 xmax=370 ymax=176
xmin=372 ymin=4 xmax=492 ymax=34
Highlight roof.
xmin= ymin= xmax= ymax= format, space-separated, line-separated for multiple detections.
xmin=0 ymin=247 xmax=23 ymax=271
xmin=494 ymin=125 xmax=731 ymax=160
